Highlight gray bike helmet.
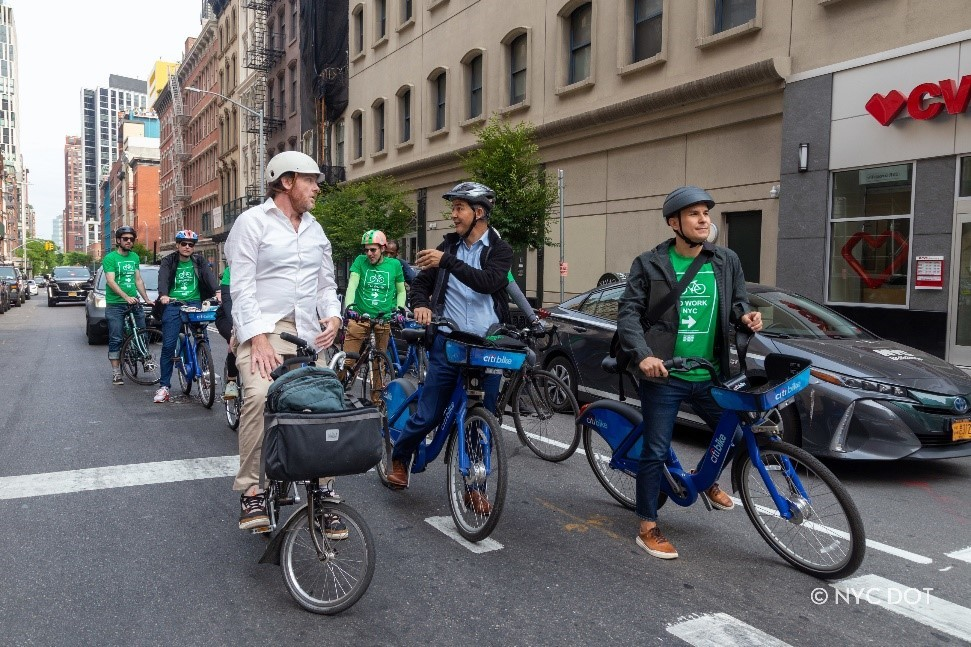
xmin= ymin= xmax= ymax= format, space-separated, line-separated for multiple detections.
xmin=443 ymin=181 xmax=496 ymax=216
xmin=662 ymin=186 xmax=715 ymax=220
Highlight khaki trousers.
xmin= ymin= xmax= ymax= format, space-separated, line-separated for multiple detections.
xmin=232 ymin=320 xmax=298 ymax=491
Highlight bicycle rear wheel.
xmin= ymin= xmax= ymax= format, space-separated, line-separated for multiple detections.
xmin=280 ymin=500 xmax=375 ymax=615
xmin=176 ymin=333 xmax=193 ymax=395
xmin=513 ymin=369 xmax=581 ymax=462
xmin=736 ymin=437 xmax=865 ymax=579
xmin=582 ymin=424 xmax=636 ymax=509
xmin=197 ymin=341 xmax=216 ymax=408
xmin=224 ymin=357 xmax=241 ymax=431
xmin=120 ymin=327 xmax=163 ymax=385
xmin=446 ymin=405 xmax=507 ymax=542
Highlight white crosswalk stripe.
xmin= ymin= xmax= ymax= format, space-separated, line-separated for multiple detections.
xmin=945 ymin=546 xmax=971 ymax=564
xmin=831 ymin=574 xmax=971 ymax=642
xmin=666 ymin=613 xmax=793 ymax=646
xmin=424 ymin=516 xmax=503 ymax=553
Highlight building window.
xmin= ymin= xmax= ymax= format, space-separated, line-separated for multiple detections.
xmin=714 ymin=0 xmax=755 ymax=34
xmin=828 ymin=164 xmax=914 ymax=307
xmin=352 ymin=112 xmax=363 ymax=160
xmin=960 ymin=157 xmax=971 ymax=198
xmin=373 ymin=101 xmax=385 ymax=152
xmin=398 ymin=88 xmax=412 ymax=143
xmin=290 ymin=67 xmax=297 ymax=114
xmin=335 ymin=119 xmax=345 ymax=164
xmin=376 ymin=0 xmax=387 ymax=40
xmin=467 ymin=54 xmax=483 ymax=119
xmin=402 ymin=0 xmax=413 ymax=23
xmin=291 ymin=0 xmax=298 ymax=40
xmin=569 ymin=3 xmax=592 ymax=84
xmin=634 ymin=0 xmax=662 ymax=62
xmin=353 ymin=5 xmax=365 ymax=55
xmin=509 ymin=34 xmax=527 ymax=105
xmin=434 ymin=71 xmax=447 ymax=131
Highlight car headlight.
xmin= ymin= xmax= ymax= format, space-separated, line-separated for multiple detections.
xmin=809 ymin=368 xmax=910 ymax=398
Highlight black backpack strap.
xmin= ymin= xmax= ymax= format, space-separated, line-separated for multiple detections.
xmin=645 ymin=249 xmax=712 ymax=323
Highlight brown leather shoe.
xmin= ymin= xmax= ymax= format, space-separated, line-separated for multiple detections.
xmin=636 ymin=527 xmax=679 ymax=559
xmin=463 ymin=490 xmax=492 ymax=515
xmin=705 ymin=483 xmax=735 ymax=510
xmin=385 ymin=459 xmax=409 ymax=488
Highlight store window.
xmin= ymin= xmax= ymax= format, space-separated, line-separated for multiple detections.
xmin=960 ymin=156 xmax=971 ymax=197
xmin=828 ymin=164 xmax=913 ymax=307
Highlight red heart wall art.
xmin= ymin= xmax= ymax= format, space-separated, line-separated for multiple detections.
xmin=839 ymin=230 xmax=910 ymax=290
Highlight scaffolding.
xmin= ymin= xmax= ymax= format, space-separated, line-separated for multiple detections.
xmin=242 ymin=0 xmax=284 ymax=200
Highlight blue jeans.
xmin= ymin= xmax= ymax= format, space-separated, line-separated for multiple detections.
xmin=636 ymin=377 xmax=724 ymax=521
xmin=159 ymin=300 xmax=201 ymax=388
xmin=106 ymin=303 xmax=144 ymax=360
xmin=390 ymin=334 xmax=500 ymax=464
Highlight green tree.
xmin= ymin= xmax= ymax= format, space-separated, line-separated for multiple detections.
xmin=61 ymin=251 xmax=94 ymax=268
xmin=23 ymin=240 xmax=58 ymax=276
xmin=313 ymin=176 xmax=415 ymax=263
xmin=459 ymin=116 xmax=558 ymax=251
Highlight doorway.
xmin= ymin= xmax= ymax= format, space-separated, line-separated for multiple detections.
xmin=725 ymin=210 xmax=762 ymax=282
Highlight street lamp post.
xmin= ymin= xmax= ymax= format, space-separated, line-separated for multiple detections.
xmin=184 ymin=86 xmax=265 ymax=200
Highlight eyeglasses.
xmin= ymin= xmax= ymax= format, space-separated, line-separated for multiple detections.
xmin=365 ymin=247 xmax=382 ymax=254
xmin=120 ymin=237 xmax=135 ymax=242
xmin=178 ymin=241 xmax=196 ymax=247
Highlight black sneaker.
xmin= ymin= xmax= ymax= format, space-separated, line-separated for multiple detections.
xmin=112 ymin=371 xmax=124 ymax=386
xmin=239 ymin=492 xmax=269 ymax=531
xmin=323 ymin=513 xmax=349 ymax=540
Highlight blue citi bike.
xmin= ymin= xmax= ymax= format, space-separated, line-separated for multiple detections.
xmin=377 ymin=317 xmax=529 ymax=541
xmin=171 ymin=299 xmax=218 ymax=408
xmin=580 ymin=352 xmax=865 ymax=579
xmin=386 ymin=313 xmax=428 ymax=381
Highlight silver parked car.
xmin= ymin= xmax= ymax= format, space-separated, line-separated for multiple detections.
xmin=84 ymin=265 xmax=160 ymax=345
xmin=538 ymin=281 xmax=971 ymax=460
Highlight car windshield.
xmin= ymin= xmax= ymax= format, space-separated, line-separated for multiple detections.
xmin=751 ymin=291 xmax=876 ymax=340
xmin=567 ymin=285 xmax=626 ymax=321
xmin=96 ymin=265 xmax=158 ymax=290
xmin=53 ymin=267 xmax=91 ymax=280
xmin=0 ymin=267 xmax=17 ymax=279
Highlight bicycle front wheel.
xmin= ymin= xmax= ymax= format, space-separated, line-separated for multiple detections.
xmin=120 ymin=327 xmax=163 ymax=385
xmin=280 ymin=501 xmax=375 ymax=615
xmin=737 ymin=437 xmax=865 ymax=579
xmin=224 ymin=357 xmax=241 ymax=431
xmin=446 ymin=405 xmax=507 ymax=542
xmin=197 ymin=341 xmax=216 ymax=408
xmin=582 ymin=424 xmax=636 ymax=510
xmin=512 ymin=369 xmax=581 ymax=462
xmin=176 ymin=333 xmax=192 ymax=395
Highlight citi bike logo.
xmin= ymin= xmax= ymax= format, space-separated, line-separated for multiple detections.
xmin=774 ymin=382 xmax=801 ymax=402
xmin=481 ymin=354 xmax=514 ymax=366
xmin=710 ymin=433 xmax=727 ymax=464
xmin=583 ymin=415 xmax=608 ymax=430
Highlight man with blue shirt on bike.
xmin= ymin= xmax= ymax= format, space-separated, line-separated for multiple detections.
xmin=103 ymin=226 xmax=153 ymax=386
xmin=385 ymin=181 xmax=512 ymax=515
xmin=153 ymin=229 xmax=220 ymax=403
xmin=617 ymin=186 xmax=762 ymax=560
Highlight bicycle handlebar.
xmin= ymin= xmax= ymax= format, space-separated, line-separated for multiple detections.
xmin=663 ymin=356 xmax=722 ymax=386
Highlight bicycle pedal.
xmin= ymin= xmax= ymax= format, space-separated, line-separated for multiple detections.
xmin=249 ymin=525 xmax=272 ymax=534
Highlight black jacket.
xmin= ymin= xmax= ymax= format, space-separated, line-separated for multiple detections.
xmin=157 ymin=252 xmax=219 ymax=301
xmin=410 ymin=227 xmax=512 ymax=326
xmin=616 ymin=239 xmax=753 ymax=379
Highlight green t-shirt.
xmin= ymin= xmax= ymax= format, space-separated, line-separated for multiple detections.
xmin=220 ymin=266 xmax=231 ymax=286
xmin=102 ymin=250 xmax=140 ymax=305
xmin=170 ymin=260 xmax=201 ymax=302
xmin=669 ymin=248 xmax=719 ymax=382
xmin=349 ymin=254 xmax=404 ymax=316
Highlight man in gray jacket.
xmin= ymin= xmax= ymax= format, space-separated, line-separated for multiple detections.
xmin=616 ymin=185 xmax=762 ymax=560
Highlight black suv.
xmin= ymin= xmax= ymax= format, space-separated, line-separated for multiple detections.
xmin=47 ymin=266 xmax=93 ymax=306
xmin=0 ymin=265 xmax=25 ymax=307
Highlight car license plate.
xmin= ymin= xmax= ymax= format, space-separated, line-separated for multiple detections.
xmin=68 ymin=291 xmax=77 ymax=297
xmin=952 ymin=418 xmax=971 ymax=441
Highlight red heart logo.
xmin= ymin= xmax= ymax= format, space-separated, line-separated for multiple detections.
xmin=840 ymin=231 xmax=910 ymax=289
xmin=865 ymin=90 xmax=906 ymax=126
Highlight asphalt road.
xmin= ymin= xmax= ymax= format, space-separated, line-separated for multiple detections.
xmin=1 ymin=299 xmax=969 ymax=646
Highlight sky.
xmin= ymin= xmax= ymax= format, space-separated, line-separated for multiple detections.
xmin=10 ymin=0 xmax=210 ymax=241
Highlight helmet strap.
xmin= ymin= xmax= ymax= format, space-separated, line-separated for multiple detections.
xmin=673 ymin=215 xmax=705 ymax=248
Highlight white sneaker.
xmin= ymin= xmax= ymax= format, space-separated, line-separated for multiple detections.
xmin=153 ymin=386 xmax=171 ymax=403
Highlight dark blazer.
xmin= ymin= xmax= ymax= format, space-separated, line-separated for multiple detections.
xmin=157 ymin=252 xmax=219 ymax=301
xmin=410 ymin=226 xmax=513 ymax=326
xmin=616 ymin=239 xmax=753 ymax=379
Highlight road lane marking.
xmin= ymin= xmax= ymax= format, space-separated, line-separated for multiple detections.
xmin=832 ymin=575 xmax=971 ymax=642
xmin=0 ymin=455 xmax=238 ymax=500
xmin=945 ymin=546 xmax=971 ymax=564
xmin=666 ymin=613 xmax=793 ymax=647
xmin=424 ymin=516 xmax=503 ymax=553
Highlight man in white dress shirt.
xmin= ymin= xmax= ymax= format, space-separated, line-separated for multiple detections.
xmin=225 ymin=151 xmax=343 ymax=532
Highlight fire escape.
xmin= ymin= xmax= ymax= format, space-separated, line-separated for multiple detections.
xmin=168 ymin=74 xmax=192 ymax=232
xmin=242 ymin=0 xmax=284 ymax=200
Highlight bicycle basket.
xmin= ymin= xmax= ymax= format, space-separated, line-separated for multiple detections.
xmin=710 ymin=354 xmax=812 ymax=412
xmin=263 ymin=399 xmax=383 ymax=480
xmin=444 ymin=338 xmax=527 ymax=371
xmin=180 ymin=306 xmax=218 ymax=323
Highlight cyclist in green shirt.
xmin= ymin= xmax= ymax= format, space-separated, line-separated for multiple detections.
xmin=214 ymin=265 xmax=239 ymax=400
xmin=154 ymin=229 xmax=220 ymax=403
xmin=102 ymin=226 xmax=152 ymax=385
xmin=342 ymin=230 xmax=406 ymax=401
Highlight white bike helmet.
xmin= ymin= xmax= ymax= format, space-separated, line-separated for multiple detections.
xmin=265 ymin=151 xmax=324 ymax=183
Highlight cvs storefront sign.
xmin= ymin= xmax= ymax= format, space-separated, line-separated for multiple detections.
xmin=865 ymin=74 xmax=971 ymax=126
